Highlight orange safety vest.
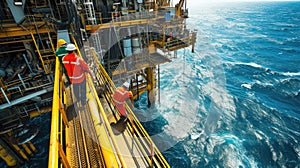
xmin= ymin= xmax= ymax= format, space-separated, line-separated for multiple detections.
xmin=62 ymin=53 xmax=89 ymax=84
xmin=112 ymin=87 xmax=132 ymax=105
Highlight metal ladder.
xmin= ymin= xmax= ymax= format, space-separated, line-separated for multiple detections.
xmin=90 ymin=33 xmax=104 ymax=62
xmin=83 ymin=0 xmax=97 ymax=25
xmin=26 ymin=14 xmax=56 ymax=74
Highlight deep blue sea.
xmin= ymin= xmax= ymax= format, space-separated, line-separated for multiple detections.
xmin=136 ymin=1 xmax=300 ymax=168
xmin=1 ymin=1 xmax=300 ymax=168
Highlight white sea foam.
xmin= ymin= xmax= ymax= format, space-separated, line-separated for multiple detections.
xmin=265 ymin=37 xmax=284 ymax=45
xmin=272 ymin=22 xmax=298 ymax=28
xmin=286 ymin=36 xmax=299 ymax=42
xmin=254 ymin=130 xmax=264 ymax=140
xmin=282 ymin=72 xmax=300 ymax=77
xmin=190 ymin=133 xmax=201 ymax=140
xmin=295 ymin=146 xmax=300 ymax=159
xmin=159 ymin=58 xmax=200 ymax=140
xmin=241 ymin=83 xmax=252 ymax=89
xmin=235 ymin=62 xmax=264 ymax=69
xmin=209 ymin=133 xmax=258 ymax=168
xmin=203 ymin=81 xmax=237 ymax=121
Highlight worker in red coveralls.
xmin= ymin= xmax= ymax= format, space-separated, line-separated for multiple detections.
xmin=112 ymin=82 xmax=133 ymax=119
xmin=62 ymin=43 xmax=95 ymax=106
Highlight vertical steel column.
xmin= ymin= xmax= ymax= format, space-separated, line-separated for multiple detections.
xmin=0 ymin=88 xmax=10 ymax=104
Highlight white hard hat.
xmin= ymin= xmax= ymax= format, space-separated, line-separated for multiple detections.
xmin=123 ymin=82 xmax=130 ymax=89
xmin=66 ymin=44 xmax=76 ymax=51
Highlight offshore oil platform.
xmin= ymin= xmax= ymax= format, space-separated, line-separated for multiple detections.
xmin=0 ymin=0 xmax=196 ymax=167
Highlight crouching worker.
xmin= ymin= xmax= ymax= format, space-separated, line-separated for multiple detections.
xmin=112 ymin=82 xmax=133 ymax=119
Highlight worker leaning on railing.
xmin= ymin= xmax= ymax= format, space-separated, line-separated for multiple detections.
xmin=112 ymin=82 xmax=133 ymax=119
xmin=62 ymin=43 xmax=95 ymax=106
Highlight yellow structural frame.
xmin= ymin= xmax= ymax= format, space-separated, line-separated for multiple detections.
xmin=48 ymin=58 xmax=61 ymax=168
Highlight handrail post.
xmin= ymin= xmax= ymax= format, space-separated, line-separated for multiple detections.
xmin=150 ymin=142 xmax=154 ymax=168
xmin=59 ymin=101 xmax=69 ymax=127
xmin=57 ymin=140 xmax=71 ymax=168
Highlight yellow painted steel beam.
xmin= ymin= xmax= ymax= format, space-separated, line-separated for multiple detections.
xmin=86 ymin=85 xmax=120 ymax=167
xmin=0 ymin=21 xmax=46 ymax=28
xmin=48 ymin=58 xmax=61 ymax=168
xmin=27 ymin=141 xmax=37 ymax=153
xmin=99 ymin=60 xmax=162 ymax=167
xmin=121 ymin=113 xmax=153 ymax=165
xmin=0 ymin=27 xmax=54 ymax=38
xmin=88 ymin=50 xmax=132 ymax=166
xmin=124 ymin=70 xmax=169 ymax=168
xmin=21 ymin=144 xmax=33 ymax=156
xmin=132 ymin=87 xmax=148 ymax=100
xmin=29 ymin=107 xmax=52 ymax=118
xmin=0 ymin=143 xmax=17 ymax=167
xmin=86 ymin=78 xmax=123 ymax=167
xmin=0 ymin=39 xmax=33 ymax=45
xmin=12 ymin=144 xmax=28 ymax=161
xmin=30 ymin=32 xmax=48 ymax=74
xmin=86 ymin=17 xmax=164 ymax=31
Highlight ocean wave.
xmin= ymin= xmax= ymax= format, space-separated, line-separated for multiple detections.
xmin=158 ymin=58 xmax=202 ymax=141
xmin=286 ymin=36 xmax=299 ymax=42
xmin=241 ymin=83 xmax=252 ymax=89
xmin=271 ymin=22 xmax=299 ymax=28
xmin=211 ymin=133 xmax=258 ymax=168
xmin=281 ymin=47 xmax=300 ymax=54
xmin=279 ymin=78 xmax=300 ymax=87
xmin=155 ymin=2 xmax=300 ymax=167
xmin=265 ymin=37 xmax=284 ymax=45
xmin=250 ymin=79 xmax=299 ymax=102
xmin=185 ymin=131 xmax=259 ymax=167
xmin=230 ymin=62 xmax=268 ymax=70
xmin=241 ymin=82 xmax=272 ymax=91
xmin=282 ymin=72 xmax=300 ymax=77
xmin=221 ymin=43 xmax=239 ymax=51
xmin=239 ymin=101 xmax=300 ymax=166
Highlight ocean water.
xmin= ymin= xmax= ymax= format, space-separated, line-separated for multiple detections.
xmin=136 ymin=1 xmax=300 ymax=168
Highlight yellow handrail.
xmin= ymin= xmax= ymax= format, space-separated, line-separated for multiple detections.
xmin=87 ymin=76 xmax=126 ymax=167
xmin=71 ymin=37 xmax=124 ymax=167
xmin=48 ymin=57 xmax=60 ymax=168
xmin=90 ymin=49 xmax=170 ymax=167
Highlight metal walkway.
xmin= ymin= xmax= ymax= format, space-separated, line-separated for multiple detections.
xmin=48 ymin=42 xmax=170 ymax=168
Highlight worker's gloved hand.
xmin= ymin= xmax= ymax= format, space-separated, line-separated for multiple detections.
xmin=128 ymin=91 xmax=133 ymax=98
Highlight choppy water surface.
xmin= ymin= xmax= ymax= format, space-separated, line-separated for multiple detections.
xmin=137 ymin=2 xmax=300 ymax=168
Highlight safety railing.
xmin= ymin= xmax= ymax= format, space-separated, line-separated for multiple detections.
xmin=86 ymin=9 xmax=168 ymax=31
xmin=49 ymin=34 xmax=120 ymax=167
xmin=89 ymin=48 xmax=170 ymax=168
xmin=48 ymin=57 xmax=70 ymax=168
